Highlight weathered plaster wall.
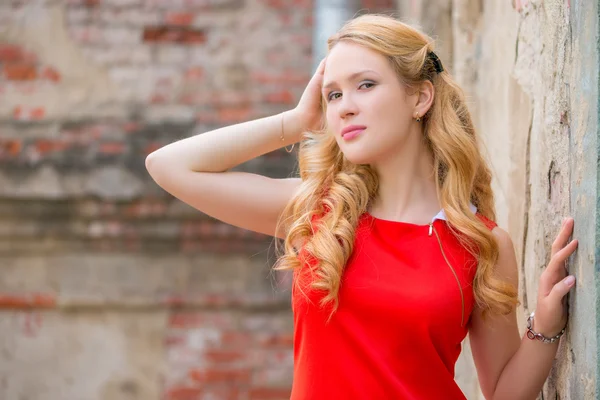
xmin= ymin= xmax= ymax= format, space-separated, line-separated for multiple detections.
xmin=0 ymin=0 xmax=396 ymax=399
xmin=403 ymin=0 xmax=598 ymax=398
xmin=0 ymin=0 xmax=309 ymax=398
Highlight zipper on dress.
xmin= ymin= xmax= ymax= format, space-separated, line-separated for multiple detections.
xmin=429 ymin=221 xmax=466 ymax=327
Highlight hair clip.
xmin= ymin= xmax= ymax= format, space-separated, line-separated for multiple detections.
xmin=428 ymin=51 xmax=444 ymax=74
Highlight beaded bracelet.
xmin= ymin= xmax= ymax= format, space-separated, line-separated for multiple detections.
xmin=526 ymin=311 xmax=565 ymax=344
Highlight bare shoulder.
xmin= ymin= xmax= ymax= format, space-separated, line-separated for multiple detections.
xmin=490 ymin=226 xmax=518 ymax=285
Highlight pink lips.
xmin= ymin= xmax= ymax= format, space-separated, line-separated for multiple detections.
xmin=341 ymin=125 xmax=366 ymax=140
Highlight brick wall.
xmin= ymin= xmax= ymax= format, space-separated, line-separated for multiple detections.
xmin=0 ymin=0 xmax=394 ymax=399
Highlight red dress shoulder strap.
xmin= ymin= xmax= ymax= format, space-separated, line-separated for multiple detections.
xmin=476 ymin=213 xmax=497 ymax=230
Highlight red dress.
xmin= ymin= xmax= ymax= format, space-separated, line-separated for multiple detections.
xmin=290 ymin=208 xmax=497 ymax=399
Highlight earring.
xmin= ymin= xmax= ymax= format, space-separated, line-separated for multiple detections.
xmin=415 ymin=112 xmax=421 ymax=122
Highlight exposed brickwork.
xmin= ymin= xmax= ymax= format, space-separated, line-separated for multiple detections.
xmin=0 ymin=198 xmax=272 ymax=255
xmin=164 ymin=311 xmax=293 ymax=400
xmin=0 ymin=1 xmax=397 ymax=399
xmin=0 ymin=293 xmax=57 ymax=309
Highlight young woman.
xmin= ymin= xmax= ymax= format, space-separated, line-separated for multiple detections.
xmin=146 ymin=14 xmax=578 ymax=400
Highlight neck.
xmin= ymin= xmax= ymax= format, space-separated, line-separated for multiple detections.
xmin=369 ymin=134 xmax=440 ymax=224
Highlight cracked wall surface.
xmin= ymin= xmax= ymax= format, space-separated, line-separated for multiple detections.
xmin=405 ymin=0 xmax=599 ymax=398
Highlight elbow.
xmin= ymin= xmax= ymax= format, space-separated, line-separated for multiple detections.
xmin=145 ymin=151 xmax=158 ymax=174
xmin=145 ymin=150 xmax=170 ymax=185
xmin=145 ymin=151 xmax=160 ymax=179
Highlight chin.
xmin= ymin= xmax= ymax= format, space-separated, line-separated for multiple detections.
xmin=340 ymin=149 xmax=376 ymax=166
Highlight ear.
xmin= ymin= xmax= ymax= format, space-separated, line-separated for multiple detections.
xmin=415 ymin=80 xmax=434 ymax=117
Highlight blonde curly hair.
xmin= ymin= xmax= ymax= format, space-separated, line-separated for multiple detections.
xmin=274 ymin=14 xmax=518 ymax=321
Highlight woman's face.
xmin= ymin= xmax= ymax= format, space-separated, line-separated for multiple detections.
xmin=322 ymin=41 xmax=418 ymax=165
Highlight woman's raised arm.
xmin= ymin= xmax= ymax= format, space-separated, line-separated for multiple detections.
xmin=145 ymin=59 xmax=326 ymax=238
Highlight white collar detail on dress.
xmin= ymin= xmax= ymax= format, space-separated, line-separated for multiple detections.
xmin=431 ymin=203 xmax=478 ymax=223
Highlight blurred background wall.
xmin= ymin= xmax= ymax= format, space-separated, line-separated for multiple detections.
xmin=0 ymin=0 xmax=598 ymax=399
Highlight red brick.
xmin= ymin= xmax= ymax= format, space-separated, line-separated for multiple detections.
xmin=3 ymin=62 xmax=37 ymax=81
xmin=249 ymin=387 xmax=291 ymax=400
xmin=359 ymin=0 xmax=393 ymax=9
xmin=122 ymin=122 xmax=140 ymax=133
xmin=257 ymin=333 xmax=294 ymax=347
xmin=263 ymin=0 xmax=285 ymax=8
xmin=0 ymin=44 xmax=34 ymax=63
xmin=181 ymin=30 xmax=206 ymax=44
xmin=165 ymin=386 xmax=202 ymax=400
xmin=35 ymin=139 xmax=67 ymax=154
xmin=221 ymin=331 xmax=253 ymax=347
xmin=99 ymin=142 xmax=126 ymax=155
xmin=292 ymin=0 xmax=312 ymax=8
xmin=264 ymin=90 xmax=295 ymax=104
xmin=162 ymin=295 xmax=185 ymax=307
xmin=204 ymin=350 xmax=246 ymax=363
xmin=40 ymin=66 xmax=61 ymax=82
xmin=13 ymin=106 xmax=23 ymax=119
xmin=165 ymin=12 xmax=195 ymax=26
xmin=168 ymin=313 xmax=204 ymax=328
xmin=251 ymin=71 xmax=310 ymax=85
xmin=0 ymin=293 xmax=57 ymax=309
xmin=0 ymin=139 xmax=22 ymax=156
xmin=30 ymin=107 xmax=45 ymax=119
xmin=164 ymin=334 xmax=186 ymax=346
xmin=180 ymin=93 xmax=200 ymax=105
xmin=123 ymin=200 xmax=167 ymax=217
xmin=143 ymin=27 xmax=169 ymax=42
xmin=146 ymin=87 xmax=161 ymax=100
xmin=143 ymin=26 xmax=206 ymax=45
xmin=188 ymin=368 xmax=251 ymax=384
xmin=184 ymin=66 xmax=204 ymax=80
xmin=201 ymin=293 xmax=238 ymax=307
xmin=13 ymin=106 xmax=47 ymax=121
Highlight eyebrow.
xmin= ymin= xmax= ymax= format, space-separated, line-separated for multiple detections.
xmin=322 ymin=69 xmax=380 ymax=91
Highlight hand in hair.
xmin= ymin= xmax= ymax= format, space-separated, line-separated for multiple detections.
xmin=288 ymin=57 xmax=327 ymax=134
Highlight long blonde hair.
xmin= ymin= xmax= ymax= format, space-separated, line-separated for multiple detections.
xmin=274 ymin=14 xmax=518 ymax=320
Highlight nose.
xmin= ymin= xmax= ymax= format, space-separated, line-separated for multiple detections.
xmin=337 ymin=93 xmax=359 ymax=119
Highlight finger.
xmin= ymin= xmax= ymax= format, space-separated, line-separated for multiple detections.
xmin=317 ymin=57 xmax=327 ymax=73
xmin=310 ymin=59 xmax=327 ymax=87
xmin=549 ymin=238 xmax=579 ymax=272
xmin=539 ymin=266 xmax=567 ymax=296
xmin=313 ymin=58 xmax=327 ymax=79
xmin=548 ymin=275 xmax=575 ymax=304
xmin=539 ymin=239 xmax=577 ymax=294
xmin=551 ymin=217 xmax=574 ymax=257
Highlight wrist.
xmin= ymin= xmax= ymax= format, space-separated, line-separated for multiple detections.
xmin=526 ymin=311 xmax=565 ymax=344
xmin=281 ymin=110 xmax=305 ymax=143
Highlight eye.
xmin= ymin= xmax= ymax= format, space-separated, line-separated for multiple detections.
xmin=327 ymin=92 xmax=341 ymax=102
xmin=326 ymin=81 xmax=376 ymax=102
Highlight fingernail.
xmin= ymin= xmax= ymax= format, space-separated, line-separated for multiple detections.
xmin=565 ymin=275 xmax=575 ymax=286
